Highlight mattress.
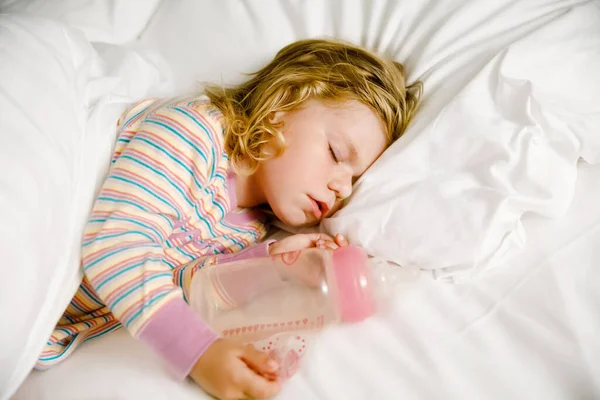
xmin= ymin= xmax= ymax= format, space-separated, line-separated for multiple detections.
xmin=14 ymin=162 xmax=600 ymax=398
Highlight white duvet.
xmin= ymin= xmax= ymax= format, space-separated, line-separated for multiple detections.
xmin=1 ymin=0 xmax=599 ymax=398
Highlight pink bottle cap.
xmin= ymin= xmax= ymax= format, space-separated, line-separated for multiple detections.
xmin=332 ymin=245 xmax=376 ymax=323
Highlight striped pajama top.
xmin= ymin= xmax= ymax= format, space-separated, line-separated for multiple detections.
xmin=39 ymin=95 xmax=271 ymax=379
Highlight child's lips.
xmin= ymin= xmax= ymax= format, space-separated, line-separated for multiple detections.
xmin=318 ymin=200 xmax=330 ymax=215
xmin=309 ymin=197 xmax=323 ymax=219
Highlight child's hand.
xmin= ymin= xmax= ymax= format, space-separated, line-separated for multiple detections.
xmin=268 ymin=233 xmax=350 ymax=288
xmin=190 ymin=338 xmax=281 ymax=400
xmin=332 ymin=233 xmax=349 ymax=248
xmin=269 ymin=233 xmax=349 ymax=255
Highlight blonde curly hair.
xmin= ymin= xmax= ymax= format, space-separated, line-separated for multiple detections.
xmin=205 ymin=38 xmax=423 ymax=175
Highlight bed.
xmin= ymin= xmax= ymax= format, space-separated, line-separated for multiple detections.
xmin=2 ymin=0 xmax=599 ymax=399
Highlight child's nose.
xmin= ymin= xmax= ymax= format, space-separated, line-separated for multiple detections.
xmin=329 ymin=166 xmax=353 ymax=200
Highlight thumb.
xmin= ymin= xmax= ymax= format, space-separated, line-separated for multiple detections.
xmin=241 ymin=344 xmax=279 ymax=377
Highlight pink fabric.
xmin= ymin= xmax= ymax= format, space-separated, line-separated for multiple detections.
xmin=217 ymin=240 xmax=274 ymax=264
xmin=137 ymin=297 xmax=219 ymax=381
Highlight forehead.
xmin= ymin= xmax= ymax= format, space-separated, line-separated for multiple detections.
xmin=326 ymin=99 xmax=383 ymax=128
xmin=298 ymin=98 xmax=386 ymax=134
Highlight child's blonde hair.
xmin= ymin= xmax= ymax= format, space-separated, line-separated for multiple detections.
xmin=206 ymin=38 xmax=423 ymax=175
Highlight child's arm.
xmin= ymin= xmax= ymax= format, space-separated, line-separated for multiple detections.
xmin=81 ymin=101 xmax=227 ymax=379
xmin=174 ymin=233 xmax=346 ymax=307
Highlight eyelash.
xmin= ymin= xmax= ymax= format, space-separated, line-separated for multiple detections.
xmin=329 ymin=144 xmax=339 ymax=163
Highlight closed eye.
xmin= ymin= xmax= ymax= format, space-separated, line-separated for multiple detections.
xmin=329 ymin=144 xmax=339 ymax=163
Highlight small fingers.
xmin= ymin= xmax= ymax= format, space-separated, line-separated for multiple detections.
xmin=241 ymin=344 xmax=279 ymax=379
xmin=302 ymin=233 xmax=337 ymax=250
xmin=334 ymin=233 xmax=349 ymax=247
xmin=239 ymin=360 xmax=282 ymax=399
xmin=314 ymin=233 xmax=349 ymax=250
xmin=315 ymin=238 xmax=339 ymax=250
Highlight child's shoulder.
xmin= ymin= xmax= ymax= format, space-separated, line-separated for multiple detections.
xmin=117 ymin=94 xmax=227 ymax=163
xmin=119 ymin=94 xmax=223 ymax=132
xmin=169 ymin=94 xmax=224 ymax=126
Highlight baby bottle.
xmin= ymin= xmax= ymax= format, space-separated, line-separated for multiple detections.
xmin=189 ymin=245 xmax=395 ymax=343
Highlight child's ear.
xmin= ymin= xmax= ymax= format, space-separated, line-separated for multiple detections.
xmin=261 ymin=139 xmax=280 ymax=158
xmin=269 ymin=111 xmax=285 ymax=124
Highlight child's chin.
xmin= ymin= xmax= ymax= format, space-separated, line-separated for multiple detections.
xmin=278 ymin=213 xmax=318 ymax=229
xmin=301 ymin=219 xmax=319 ymax=228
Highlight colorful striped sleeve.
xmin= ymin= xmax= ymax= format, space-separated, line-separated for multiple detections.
xmin=81 ymin=100 xmax=224 ymax=379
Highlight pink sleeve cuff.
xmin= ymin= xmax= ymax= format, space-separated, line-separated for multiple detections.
xmin=137 ymin=241 xmax=275 ymax=380
xmin=137 ymin=297 xmax=219 ymax=380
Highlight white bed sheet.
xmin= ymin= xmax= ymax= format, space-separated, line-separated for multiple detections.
xmin=14 ymin=162 xmax=600 ymax=399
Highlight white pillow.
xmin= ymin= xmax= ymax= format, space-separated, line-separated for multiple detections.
xmin=141 ymin=0 xmax=598 ymax=280
xmin=0 ymin=14 xmax=172 ymax=399
xmin=324 ymin=2 xmax=600 ymax=280
xmin=0 ymin=0 xmax=161 ymax=45
xmin=139 ymin=0 xmax=585 ymax=100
